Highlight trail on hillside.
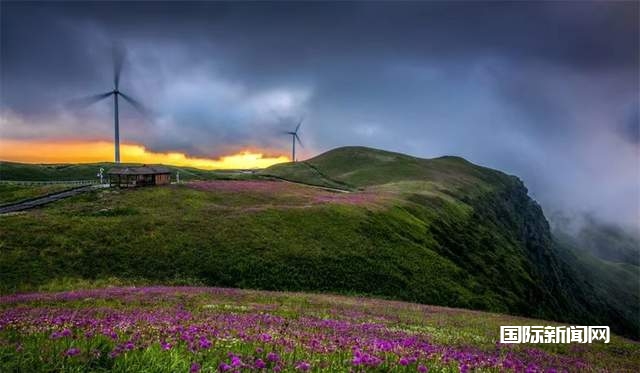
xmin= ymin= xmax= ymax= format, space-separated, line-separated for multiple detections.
xmin=0 ymin=185 xmax=95 ymax=214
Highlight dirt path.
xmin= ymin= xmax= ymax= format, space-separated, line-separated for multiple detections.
xmin=0 ymin=185 xmax=95 ymax=214
xmin=269 ymin=176 xmax=352 ymax=193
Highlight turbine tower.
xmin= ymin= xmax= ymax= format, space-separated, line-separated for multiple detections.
xmin=285 ymin=119 xmax=303 ymax=162
xmin=69 ymin=46 xmax=148 ymax=163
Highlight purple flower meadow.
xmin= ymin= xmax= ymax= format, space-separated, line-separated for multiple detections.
xmin=0 ymin=286 xmax=635 ymax=372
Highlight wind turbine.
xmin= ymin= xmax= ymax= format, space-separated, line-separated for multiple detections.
xmin=285 ymin=119 xmax=303 ymax=162
xmin=69 ymin=46 xmax=148 ymax=164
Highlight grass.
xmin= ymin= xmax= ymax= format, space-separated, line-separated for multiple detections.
xmin=0 ymin=183 xmax=467 ymax=304
xmin=1 ymin=286 xmax=638 ymax=372
xmin=261 ymin=162 xmax=354 ymax=190
xmin=262 ymin=146 xmax=510 ymax=194
xmin=0 ymin=184 xmax=78 ymax=205
xmin=1 ymin=178 xmax=636 ymax=338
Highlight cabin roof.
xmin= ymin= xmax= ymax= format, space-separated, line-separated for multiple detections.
xmin=107 ymin=166 xmax=172 ymax=175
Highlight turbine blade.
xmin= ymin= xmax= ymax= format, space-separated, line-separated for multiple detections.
xmin=112 ymin=44 xmax=126 ymax=90
xmin=295 ymin=118 xmax=303 ymax=133
xmin=66 ymin=92 xmax=113 ymax=109
xmin=119 ymin=92 xmax=151 ymax=117
xmin=295 ymin=133 xmax=303 ymax=147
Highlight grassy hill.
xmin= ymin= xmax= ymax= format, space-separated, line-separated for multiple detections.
xmin=261 ymin=146 xmax=506 ymax=192
xmin=1 ymin=147 xmax=638 ymax=339
xmin=265 ymin=148 xmax=640 ymax=337
xmin=0 ymin=183 xmax=77 ymax=205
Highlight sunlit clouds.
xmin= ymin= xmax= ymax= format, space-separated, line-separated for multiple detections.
xmin=0 ymin=139 xmax=289 ymax=169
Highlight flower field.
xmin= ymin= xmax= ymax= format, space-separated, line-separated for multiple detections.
xmin=1 ymin=287 xmax=637 ymax=372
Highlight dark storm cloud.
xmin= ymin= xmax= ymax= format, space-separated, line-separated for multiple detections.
xmin=622 ymin=105 xmax=640 ymax=145
xmin=1 ymin=1 xmax=638 ymax=228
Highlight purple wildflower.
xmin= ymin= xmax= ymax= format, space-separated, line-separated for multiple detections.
xmin=199 ymin=336 xmax=212 ymax=349
xmin=65 ymin=347 xmax=80 ymax=357
xmin=231 ymin=356 xmax=242 ymax=367
xmin=295 ymin=361 xmax=311 ymax=371
xmin=260 ymin=333 xmax=272 ymax=342
xmin=255 ymin=358 xmax=266 ymax=369
xmin=190 ymin=362 xmax=201 ymax=373
xmin=218 ymin=363 xmax=231 ymax=372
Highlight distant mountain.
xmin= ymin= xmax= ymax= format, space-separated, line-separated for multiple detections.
xmin=554 ymin=230 xmax=639 ymax=339
xmin=550 ymin=212 xmax=640 ymax=266
xmin=574 ymin=217 xmax=639 ymax=266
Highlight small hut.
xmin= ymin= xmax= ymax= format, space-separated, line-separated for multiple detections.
xmin=107 ymin=165 xmax=171 ymax=187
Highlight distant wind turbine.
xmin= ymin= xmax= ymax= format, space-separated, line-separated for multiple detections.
xmin=285 ymin=118 xmax=303 ymax=162
xmin=69 ymin=46 xmax=149 ymax=163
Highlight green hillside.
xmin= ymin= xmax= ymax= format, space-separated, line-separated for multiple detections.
xmin=0 ymin=183 xmax=77 ymax=205
xmin=554 ymin=230 xmax=640 ymax=337
xmin=1 ymin=147 xmax=637 ymax=339
xmin=265 ymin=147 xmax=640 ymax=337
xmin=262 ymin=146 xmax=507 ymax=192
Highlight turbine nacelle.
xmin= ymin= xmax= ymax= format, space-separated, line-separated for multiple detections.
xmin=283 ymin=118 xmax=303 ymax=162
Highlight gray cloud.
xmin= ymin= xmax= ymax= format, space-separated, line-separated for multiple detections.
xmin=0 ymin=1 xmax=638 ymax=229
xmin=622 ymin=104 xmax=640 ymax=145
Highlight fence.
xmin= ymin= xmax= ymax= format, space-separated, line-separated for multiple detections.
xmin=0 ymin=180 xmax=100 ymax=186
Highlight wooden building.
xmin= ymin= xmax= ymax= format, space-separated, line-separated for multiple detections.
xmin=107 ymin=166 xmax=172 ymax=187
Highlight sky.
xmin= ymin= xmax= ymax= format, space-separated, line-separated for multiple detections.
xmin=0 ymin=1 xmax=638 ymax=230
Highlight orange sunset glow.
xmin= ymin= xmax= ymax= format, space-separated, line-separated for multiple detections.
xmin=0 ymin=139 xmax=290 ymax=170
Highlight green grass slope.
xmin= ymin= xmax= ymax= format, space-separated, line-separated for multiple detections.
xmin=554 ymin=230 xmax=640 ymax=338
xmin=1 ymin=147 xmax=638 ymax=339
xmin=0 ymin=184 xmax=77 ymax=205
xmin=262 ymin=146 xmax=507 ymax=192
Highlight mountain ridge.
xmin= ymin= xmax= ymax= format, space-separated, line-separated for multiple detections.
xmin=264 ymin=146 xmax=638 ymax=338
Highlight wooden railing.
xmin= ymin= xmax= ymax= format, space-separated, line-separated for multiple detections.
xmin=0 ymin=180 xmax=100 ymax=185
